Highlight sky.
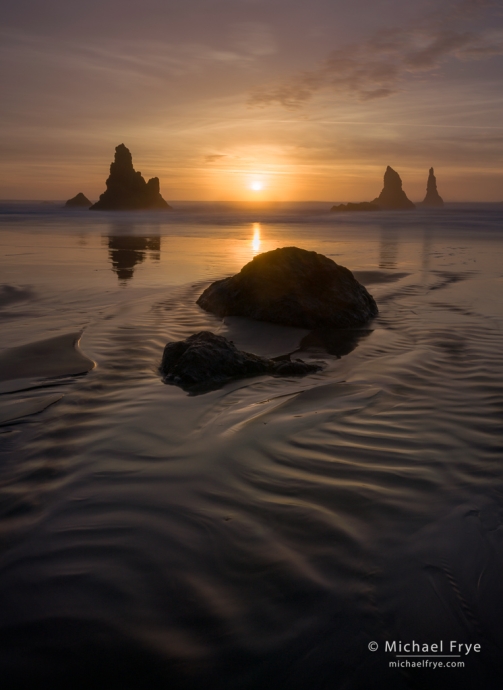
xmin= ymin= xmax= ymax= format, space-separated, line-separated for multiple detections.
xmin=1 ymin=0 xmax=502 ymax=201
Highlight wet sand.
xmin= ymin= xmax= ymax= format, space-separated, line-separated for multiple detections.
xmin=0 ymin=332 xmax=94 ymax=385
xmin=0 ymin=203 xmax=503 ymax=689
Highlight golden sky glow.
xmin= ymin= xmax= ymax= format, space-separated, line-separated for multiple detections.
xmin=0 ymin=0 xmax=502 ymax=201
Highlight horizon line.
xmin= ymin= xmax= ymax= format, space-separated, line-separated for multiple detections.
xmin=1 ymin=199 xmax=502 ymax=205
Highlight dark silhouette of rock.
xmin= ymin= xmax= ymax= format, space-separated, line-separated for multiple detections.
xmin=197 ymin=247 xmax=378 ymax=329
xmin=331 ymin=202 xmax=380 ymax=213
xmin=422 ymin=167 xmax=444 ymax=207
xmin=90 ymin=144 xmax=171 ymax=211
xmin=160 ymin=331 xmax=322 ymax=393
xmin=65 ymin=192 xmax=91 ymax=207
xmin=372 ymin=166 xmax=415 ymax=210
xmin=108 ymin=235 xmax=161 ymax=282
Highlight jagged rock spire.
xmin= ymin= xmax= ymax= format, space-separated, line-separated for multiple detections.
xmin=90 ymin=144 xmax=171 ymax=211
xmin=422 ymin=167 xmax=444 ymax=207
xmin=372 ymin=166 xmax=415 ymax=209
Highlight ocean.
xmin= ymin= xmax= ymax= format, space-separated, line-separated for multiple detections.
xmin=1 ymin=201 xmax=502 ymax=689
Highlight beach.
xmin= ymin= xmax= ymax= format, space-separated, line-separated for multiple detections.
xmin=0 ymin=202 xmax=502 ymax=689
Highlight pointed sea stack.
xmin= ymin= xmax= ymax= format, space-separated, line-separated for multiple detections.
xmin=422 ymin=167 xmax=444 ymax=207
xmin=65 ymin=192 xmax=91 ymax=208
xmin=90 ymin=144 xmax=171 ymax=211
xmin=372 ymin=166 xmax=415 ymax=210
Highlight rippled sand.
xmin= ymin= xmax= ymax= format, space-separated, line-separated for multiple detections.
xmin=0 ymin=203 xmax=502 ymax=689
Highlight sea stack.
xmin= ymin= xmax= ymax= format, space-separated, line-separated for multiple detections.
xmin=372 ymin=166 xmax=415 ymax=210
xmin=422 ymin=167 xmax=444 ymax=207
xmin=197 ymin=246 xmax=378 ymax=329
xmin=90 ymin=144 xmax=171 ymax=211
xmin=65 ymin=192 xmax=91 ymax=208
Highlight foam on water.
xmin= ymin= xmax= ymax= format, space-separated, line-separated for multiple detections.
xmin=0 ymin=202 xmax=503 ymax=689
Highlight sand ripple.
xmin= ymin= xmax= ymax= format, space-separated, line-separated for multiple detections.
xmin=0 ymin=240 xmax=503 ymax=689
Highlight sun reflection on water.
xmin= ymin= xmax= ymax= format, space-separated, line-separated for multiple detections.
xmin=252 ymin=223 xmax=261 ymax=253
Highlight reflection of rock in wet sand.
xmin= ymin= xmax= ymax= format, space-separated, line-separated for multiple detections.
xmin=108 ymin=236 xmax=161 ymax=282
xmin=379 ymin=229 xmax=399 ymax=269
xmin=299 ymin=327 xmax=372 ymax=358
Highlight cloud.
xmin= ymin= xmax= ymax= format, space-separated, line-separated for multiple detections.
xmin=230 ymin=22 xmax=276 ymax=57
xmin=248 ymin=3 xmax=503 ymax=109
xmin=0 ymin=28 xmax=274 ymax=90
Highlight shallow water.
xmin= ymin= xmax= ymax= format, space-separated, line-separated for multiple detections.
xmin=1 ymin=202 xmax=503 ymax=689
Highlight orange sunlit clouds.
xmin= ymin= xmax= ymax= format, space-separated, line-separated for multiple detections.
xmin=1 ymin=0 xmax=503 ymax=201
xmin=119 ymin=106 xmax=503 ymax=203
xmin=186 ymin=147 xmax=293 ymax=201
xmin=194 ymin=143 xmax=295 ymax=201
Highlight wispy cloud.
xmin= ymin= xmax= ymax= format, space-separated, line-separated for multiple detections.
xmin=204 ymin=154 xmax=227 ymax=163
xmin=230 ymin=22 xmax=277 ymax=57
xmin=248 ymin=3 xmax=503 ymax=108
xmin=0 ymin=27 xmax=275 ymax=87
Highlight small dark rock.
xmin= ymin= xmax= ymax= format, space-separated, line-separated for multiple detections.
xmin=422 ymin=167 xmax=444 ymax=207
xmin=160 ymin=331 xmax=322 ymax=393
xmin=90 ymin=144 xmax=171 ymax=211
xmin=197 ymin=247 xmax=378 ymax=329
xmin=331 ymin=202 xmax=381 ymax=213
xmin=65 ymin=192 xmax=91 ymax=207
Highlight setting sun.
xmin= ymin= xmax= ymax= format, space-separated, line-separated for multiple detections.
xmin=250 ymin=181 xmax=263 ymax=191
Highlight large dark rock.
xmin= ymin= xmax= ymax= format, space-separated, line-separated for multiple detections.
xmin=90 ymin=144 xmax=171 ymax=211
xmin=160 ymin=331 xmax=322 ymax=392
xmin=65 ymin=192 xmax=91 ymax=207
xmin=331 ymin=202 xmax=380 ymax=213
xmin=422 ymin=167 xmax=444 ymax=207
xmin=197 ymin=247 xmax=378 ymax=329
xmin=372 ymin=166 xmax=415 ymax=210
